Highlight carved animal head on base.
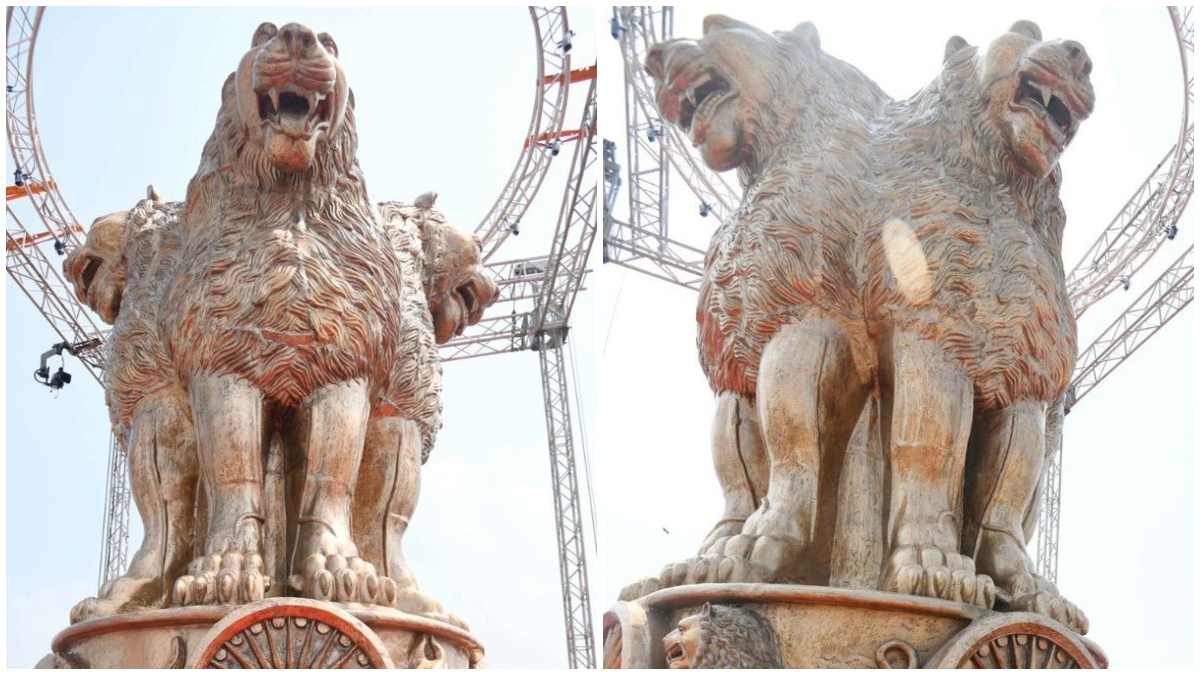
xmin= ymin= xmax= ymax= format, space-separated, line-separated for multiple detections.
xmin=644 ymin=15 xmax=885 ymax=173
xmin=662 ymin=603 xmax=783 ymax=669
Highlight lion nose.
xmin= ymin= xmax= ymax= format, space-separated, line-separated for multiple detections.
xmin=1062 ymin=40 xmax=1092 ymax=78
xmin=278 ymin=23 xmax=318 ymax=58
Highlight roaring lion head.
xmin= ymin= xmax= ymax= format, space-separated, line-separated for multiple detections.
xmin=63 ymin=211 xmax=127 ymax=325
xmin=945 ymin=21 xmax=1094 ymax=179
xmin=234 ymin=21 xmax=349 ymax=174
xmin=646 ymin=15 xmax=884 ymax=173
xmin=663 ymin=603 xmax=782 ymax=669
xmin=422 ymin=221 xmax=497 ymax=345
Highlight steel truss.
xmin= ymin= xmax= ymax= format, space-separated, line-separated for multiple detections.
xmin=1067 ymin=7 xmax=1193 ymax=316
xmin=534 ymin=74 xmax=598 ymax=669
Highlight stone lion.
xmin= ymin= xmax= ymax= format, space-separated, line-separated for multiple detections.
xmin=626 ymin=16 xmax=1092 ymax=634
xmin=662 ymin=603 xmax=782 ymax=669
xmin=62 ymin=21 xmax=497 ymax=621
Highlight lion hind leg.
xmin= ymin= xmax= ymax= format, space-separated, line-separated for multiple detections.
xmin=698 ymin=391 xmax=768 ymax=553
xmin=878 ymin=330 xmax=994 ymax=608
xmin=968 ymin=401 xmax=1088 ymax=633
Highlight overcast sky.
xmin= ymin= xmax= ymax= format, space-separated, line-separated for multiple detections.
xmin=596 ymin=6 xmax=1193 ymax=669
xmin=5 ymin=6 xmax=597 ymax=668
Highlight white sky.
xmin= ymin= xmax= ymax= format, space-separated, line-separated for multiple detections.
xmin=596 ymin=6 xmax=1194 ymax=669
xmin=5 ymin=6 xmax=597 ymax=668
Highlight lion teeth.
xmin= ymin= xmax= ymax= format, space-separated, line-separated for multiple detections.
xmin=307 ymin=92 xmax=320 ymax=113
xmin=268 ymin=89 xmax=280 ymax=113
xmin=686 ymin=87 xmax=697 ymax=106
xmin=1038 ymin=84 xmax=1051 ymax=109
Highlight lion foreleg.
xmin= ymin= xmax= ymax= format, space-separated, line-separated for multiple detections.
xmin=176 ymin=373 xmax=267 ymax=606
xmin=355 ymin=416 xmax=420 ymax=598
xmin=287 ymin=378 xmax=383 ymax=605
xmin=967 ymin=401 xmax=1088 ymax=633
xmin=878 ymin=331 xmax=993 ymax=607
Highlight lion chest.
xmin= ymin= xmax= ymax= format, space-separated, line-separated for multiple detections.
xmin=167 ymin=213 xmax=405 ymax=403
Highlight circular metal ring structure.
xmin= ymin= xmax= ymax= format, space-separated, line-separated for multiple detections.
xmin=474 ymin=6 xmax=573 ymax=261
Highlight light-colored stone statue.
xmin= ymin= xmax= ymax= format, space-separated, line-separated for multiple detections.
xmin=610 ymin=15 xmax=1098 ymax=668
xmin=55 ymin=21 xmax=497 ymax=668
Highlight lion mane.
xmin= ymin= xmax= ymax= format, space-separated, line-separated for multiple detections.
xmin=696 ymin=22 xmax=1082 ymax=411
xmin=161 ymin=52 xmax=408 ymax=409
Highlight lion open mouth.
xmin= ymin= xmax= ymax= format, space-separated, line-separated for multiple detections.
xmin=257 ymin=84 xmax=333 ymax=139
xmin=676 ymin=69 xmax=733 ymax=136
xmin=664 ymin=638 xmax=686 ymax=667
xmin=1010 ymin=63 xmax=1088 ymax=147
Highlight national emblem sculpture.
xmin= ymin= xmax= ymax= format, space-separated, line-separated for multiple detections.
xmin=52 ymin=21 xmax=497 ymax=669
xmin=610 ymin=15 xmax=1098 ymax=669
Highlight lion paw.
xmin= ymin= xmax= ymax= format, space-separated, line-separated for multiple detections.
xmin=881 ymin=545 xmax=995 ymax=608
xmin=173 ymin=552 xmax=269 ymax=606
xmin=291 ymin=553 xmax=395 ymax=606
xmin=1001 ymin=572 xmax=1089 ymax=634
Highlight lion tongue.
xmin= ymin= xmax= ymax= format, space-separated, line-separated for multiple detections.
xmin=279 ymin=112 xmax=309 ymax=138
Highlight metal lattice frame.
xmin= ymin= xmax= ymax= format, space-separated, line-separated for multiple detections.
xmin=1070 ymin=246 xmax=1194 ymax=409
xmin=534 ymin=74 xmax=598 ymax=669
xmin=617 ymin=6 xmax=738 ymax=219
xmin=604 ymin=7 xmax=707 ymax=291
xmin=7 ymin=6 xmax=129 ymax=585
xmin=1037 ymin=6 xmax=1194 ymax=578
xmin=1066 ymin=7 xmax=1193 ymax=316
xmin=473 ymin=6 xmax=572 ymax=260
xmin=1038 ymin=246 xmax=1194 ymax=580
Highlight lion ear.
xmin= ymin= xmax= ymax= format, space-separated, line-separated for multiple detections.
xmin=147 ymin=185 xmax=162 ymax=202
xmin=700 ymin=602 xmax=712 ymax=617
xmin=252 ymin=22 xmax=278 ymax=48
xmin=791 ymin=22 xmax=820 ymax=51
xmin=317 ymin=32 xmax=338 ymax=58
xmin=702 ymin=14 xmax=750 ymax=36
xmin=944 ymin=35 xmax=970 ymax=63
xmin=1009 ymin=20 xmax=1042 ymax=41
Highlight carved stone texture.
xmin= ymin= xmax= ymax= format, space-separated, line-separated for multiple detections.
xmin=189 ymin=599 xmax=393 ymax=669
xmin=623 ymin=14 xmax=1094 ymax=636
xmin=603 ymin=585 xmax=1105 ymax=669
xmin=60 ymin=20 xmax=497 ymax=628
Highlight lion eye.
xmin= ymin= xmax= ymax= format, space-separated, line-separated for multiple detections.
xmin=252 ymin=22 xmax=278 ymax=47
xmin=317 ymin=32 xmax=338 ymax=57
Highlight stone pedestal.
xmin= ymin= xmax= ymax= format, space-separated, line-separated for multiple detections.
xmin=603 ymin=584 xmax=1106 ymax=669
xmin=46 ymin=598 xmax=484 ymax=669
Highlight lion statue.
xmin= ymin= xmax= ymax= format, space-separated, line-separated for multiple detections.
xmin=623 ymin=16 xmax=1093 ymax=634
xmin=662 ymin=603 xmax=782 ymax=669
xmin=62 ymin=21 xmax=497 ymax=623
